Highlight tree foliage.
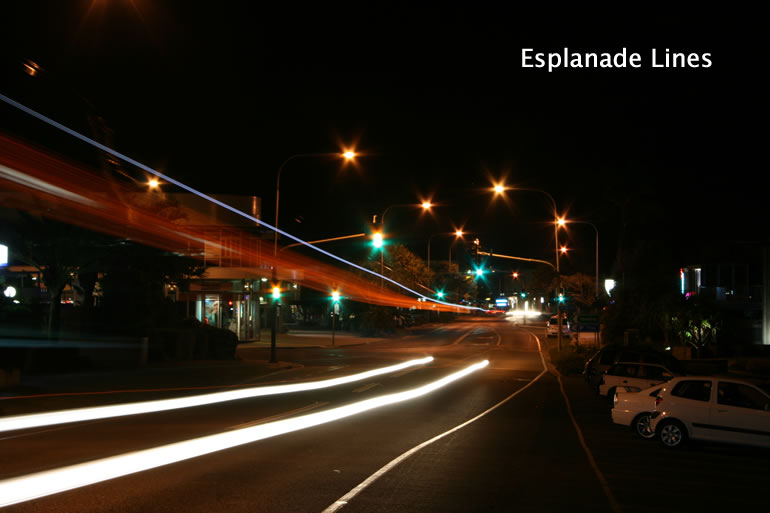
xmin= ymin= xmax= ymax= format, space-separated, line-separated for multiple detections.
xmin=561 ymin=272 xmax=597 ymax=307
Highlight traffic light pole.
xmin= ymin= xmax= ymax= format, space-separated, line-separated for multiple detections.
xmin=270 ymin=267 xmax=278 ymax=363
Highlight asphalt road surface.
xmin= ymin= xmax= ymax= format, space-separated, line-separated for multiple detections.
xmin=1 ymin=318 xmax=767 ymax=512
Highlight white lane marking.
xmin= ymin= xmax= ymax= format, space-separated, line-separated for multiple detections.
xmin=229 ymin=402 xmax=329 ymax=430
xmin=451 ymin=329 xmax=474 ymax=345
xmin=352 ymin=383 xmax=380 ymax=393
xmin=0 ymin=360 xmax=487 ymax=508
xmin=556 ymin=374 xmax=622 ymax=513
xmin=0 ymin=357 xmax=433 ymax=434
xmin=322 ymin=333 xmax=548 ymax=513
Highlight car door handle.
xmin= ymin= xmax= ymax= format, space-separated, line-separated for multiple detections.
xmin=622 ymin=380 xmax=628 ymax=383
xmin=717 ymin=409 xmax=728 ymax=413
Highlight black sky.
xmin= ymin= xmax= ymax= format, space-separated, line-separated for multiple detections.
xmin=0 ymin=3 xmax=765 ymax=278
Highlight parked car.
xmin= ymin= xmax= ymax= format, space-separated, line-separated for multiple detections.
xmin=584 ymin=345 xmax=681 ymax=389
xmin=611 ymin=385 xmax=664 ymax=439
xmin=546 ymin=314 xmax=570 ymax=337
xmin=650 ymin=376 xmax=770 ymax=449
xmin=598 ymin=362 xmax=676 ymax=399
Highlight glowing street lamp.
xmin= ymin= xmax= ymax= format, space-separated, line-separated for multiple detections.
xmin=427 ymin=228 xmax=465 ymax=270
xmin=148 ymin=178 xmax=159 ymax=189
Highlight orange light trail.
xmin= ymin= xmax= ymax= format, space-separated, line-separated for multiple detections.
xmin=0 ymin=134 xmax=468 ymax=311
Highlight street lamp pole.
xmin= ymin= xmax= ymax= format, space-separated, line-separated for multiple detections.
xmin=272 ymin=151 xmax=355 ymax=362
xmin=427 ymin=229 xmax=463 ymax=271
xmin=567 ymin=220 xmax=600 ymax=299
xmin=377 ymin=202 xmax=432 ymax=289
xmin=497 ymin=185 xmax=565 ymax=350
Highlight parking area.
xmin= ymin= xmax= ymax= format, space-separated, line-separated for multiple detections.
xmin=561 ymin=374 xmax=769 ymax=512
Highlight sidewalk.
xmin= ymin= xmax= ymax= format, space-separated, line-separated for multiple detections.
xmin=237 ymin=328 xmax=404 ymax=349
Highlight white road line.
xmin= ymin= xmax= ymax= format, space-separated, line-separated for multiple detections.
xmin=352 ymin=383 xmax=380 ymax=393
xmin=556 ymin=374 xmax=622 ymax=513
xmin=322 ymin=332 xmax=548 ymax=513
xmin=451 ymin=329 xmax=474 ymax=345
xmin=229 ymin=402 xmax=329 ymax=430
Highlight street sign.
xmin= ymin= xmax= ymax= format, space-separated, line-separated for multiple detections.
xmin=577 ymin=314 xmax=600 ymax=332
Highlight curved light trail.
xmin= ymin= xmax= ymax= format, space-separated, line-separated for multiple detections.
xmin=0 ymin=92 xmax=484 ymax=312
xmin=0 ymin=357 xmax=434 ymax=434
xmin=0 ymin=360 xmax=488 ymax=508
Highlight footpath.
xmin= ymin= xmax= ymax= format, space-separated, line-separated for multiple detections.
xmin=0 ymin=328 xmax=400 ymax=416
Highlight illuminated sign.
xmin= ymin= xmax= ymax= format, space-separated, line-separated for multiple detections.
xmin=0 ymin=244 xmax=7 ymax=267
xmin=495 ymin=298 xmax=508 ymax=307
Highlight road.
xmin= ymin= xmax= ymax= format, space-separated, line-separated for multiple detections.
xmin=1 ymin=318 xmax=767 ymax=512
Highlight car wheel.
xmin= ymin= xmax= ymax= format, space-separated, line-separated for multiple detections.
xmin=632 ymin=413 xmax=655 ymax=439
xmin=606 ymin=387 xmax=616 ymax=406
xmin=658 ymin=419 xmax=687 ymax=448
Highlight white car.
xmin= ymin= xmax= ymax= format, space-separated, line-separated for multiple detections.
xmin=611 ymin=385 xmax=664 ymax=439
xmin=651 ymin=376 xmax=770 ymax=449
xmin=598 ymin=362 xmax=675 ymax=398
xmin=546 ymin=315 xmax=569 ymax=337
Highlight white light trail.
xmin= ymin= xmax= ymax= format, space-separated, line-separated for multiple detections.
xmin=0 ymin=357 xmax=434 ymax=434
xmin=0 ymin=360 xmax=488 ymax=508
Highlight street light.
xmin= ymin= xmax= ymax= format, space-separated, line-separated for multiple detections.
xmin=491 ymin=181 xmax=567 ymax=350
xmin=560 ymin=219 xmax=600 ymax=299
xmin=274 ymin=151 xmax=356 ymax=257
xmin=376 ymin=201 xmax=433 ymax=288
xmin=270 ymin=150 xmax=355 ymax=362
xmin=427 ymin=228 xmax=464 ymax=271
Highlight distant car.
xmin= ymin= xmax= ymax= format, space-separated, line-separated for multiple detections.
xmin=650 ymin=376 xmax=770 ymax=449
xmin=598 ymin=362 xmax=676 ymax=399
xmin=611 ymin=385 xmax=664 ymax=439
xmin=546 ymin=315 xmax=570 ymax=337
xmin=584 ymin=345 xmax=681 ymax=389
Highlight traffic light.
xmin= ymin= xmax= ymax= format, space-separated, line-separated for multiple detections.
xmin=557 ymin=293 xmax=565 ymax=303
xmin=331 ymin=290 xmax=341 ymax=303
xmin=272 ymin=286 xmax=281 ymax=300
xmin=372 ymin=231 xmax=383 ymax=249
xmin=520 ymin=289 xmax=527 ymax=298
xmin=436 ymin=290 xmax=444 ymax=299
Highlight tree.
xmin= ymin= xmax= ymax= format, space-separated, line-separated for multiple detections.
xmin=385 ymin=244 xmax=433 ymax=292
xmin=668 ymin=295 xmax=721 ymax=357
xmin=561 ymin=272 xmax=597 ymax=308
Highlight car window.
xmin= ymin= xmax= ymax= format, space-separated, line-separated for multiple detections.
xmin=620 ymin=351 xmax=641 ymax=362
xmin=643 ymin=366 xmax=665 ymax=380
xmin=642 ymin=354 xmax=663 ymax=365
xmin=717 ymin=382 xmax=768 ymax=410
xmin=671 ymin=380 xmax=712 ymax=402
xmin=648 ymin=388 xmax=663 ymax=397
xmin=599 ymin=349 xmax=617 ymax=365
xmin=609 ymin=364 xmax=638 ymax=377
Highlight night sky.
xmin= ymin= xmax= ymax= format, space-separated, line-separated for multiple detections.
xmin=1 ymin=4 xmax=765 ymax=279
